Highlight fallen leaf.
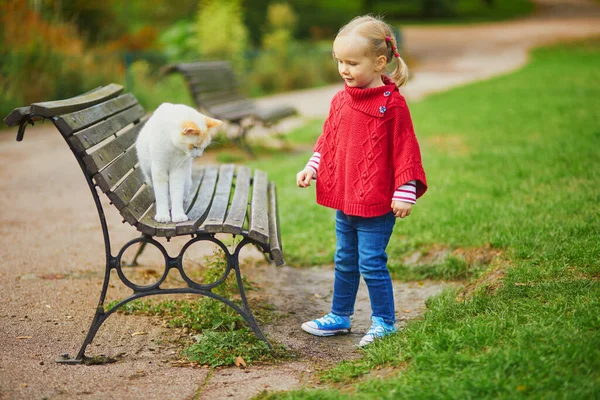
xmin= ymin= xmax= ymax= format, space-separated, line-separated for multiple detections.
xmin=403 ymin=309 xmax=411 ymax=313
xmin=17 ymin=336 xmax=32 ymax=339
xmin=235 ymin=356 xmax=247 ymax=369
xmin=131 ymin=331 xmax=147 ymax=337
xmin=517 ymin=385 xmax=528 ymax=392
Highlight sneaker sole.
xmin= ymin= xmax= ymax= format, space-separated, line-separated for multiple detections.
xmin=301 ymin=323 xmax=350 ymax=337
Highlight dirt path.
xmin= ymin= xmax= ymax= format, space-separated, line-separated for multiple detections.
xmin=1 ymin=1 xmax=600 ymax=399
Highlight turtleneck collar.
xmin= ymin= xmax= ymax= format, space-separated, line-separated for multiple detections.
xmin=343 ymin=75 xmax=398 ymax=117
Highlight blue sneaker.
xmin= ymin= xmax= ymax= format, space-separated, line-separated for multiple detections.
xmin=358 ymin=316 xmax=397 ymax=347
xmin=301 ymin=313 xmax=351 ymax=336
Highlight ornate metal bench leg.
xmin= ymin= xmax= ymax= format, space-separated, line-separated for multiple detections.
xmin=56 ymin=307 xmax=107 ymax=364
xmin=56 ymin=264 xmax=113 ymax=364
xmin=124 ymin=241 xmax=147 ymax=267
xmin=228 ymin=253 xmax=271 ymax=348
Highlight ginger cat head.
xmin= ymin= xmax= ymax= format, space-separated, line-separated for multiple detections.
xmin=174 ymin=112 xmax=222 ymax=157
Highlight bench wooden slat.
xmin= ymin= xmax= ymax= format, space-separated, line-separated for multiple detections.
xmin=32 ymin=84 xmax=123 ymax=118
xmin=193 ymin=90 xmax=246 ymax=108
xmin=83 ymin=118 xmax=147 ymax=175
xmin=93 ymin=147 xmax=138 ymax=192
xmin=203 ymin=98 xmax=252 ymax=112
xmin=255 ymin=105 xmax=297 ymax=124
xmin=107 ymin=168 xmax=146 ymax=210
xmin=169 ymin=61 xmax=231 ymax=74
xmin=186 ymin=77 xmax=238 ymax=93
xmin=155 ymin=215 xmax=178 ymax=237
xmin=68 ymin=105 xmax=146 ymax=154
xmin=138 ymin=204 xmax=178 ymax=237
xmin=54 ymin=93 xmax=139 ymax=136
xmin=185 ymin=168 xmax=205 ymax=212
xmin=176 ymin=165 xmax=219 ymax=235
xmin=120 ymin=185 xmax=155 ymax=226
xmin=136 ymin=204 xmax=159 ymax=236
xmin=248 ymin=169 xmax=269 ymax=243
xmin=209 ymin=102 xmax=257 ymax=122
xmin=4 ymin=86 xmax=105 ymax=127
xmin=136 ymin=204 xmax=158 ymax=236
xmin=222 ymin=166 xmax=251 ymax=235
xmin=268 ymin=182 xmax=284 ymax=266
xmin=202 ymin=164 xmax=235 ymax=233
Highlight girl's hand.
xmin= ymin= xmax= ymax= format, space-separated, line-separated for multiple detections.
xmin=296 ymin=169 xmax=315 ymax=188
xmin=391 ymin=200 xmax=412 ymax=218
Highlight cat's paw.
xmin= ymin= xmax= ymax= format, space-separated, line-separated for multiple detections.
xmin=171 ymin=212 xmax=189 ymax=223
xmin=154 ymin=212 xmax=171 ymax=223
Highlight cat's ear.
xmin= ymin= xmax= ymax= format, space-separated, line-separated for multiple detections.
xmin=206 ymin=117 xmax=223 ymax=129
xmin=183 ymin=127 xmax=200 ymax=135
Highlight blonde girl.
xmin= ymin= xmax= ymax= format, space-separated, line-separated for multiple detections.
xmin=296 ymin=15 xmax=428 ymax=347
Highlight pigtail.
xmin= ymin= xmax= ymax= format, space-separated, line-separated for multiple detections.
xmin=385 ymin=33 xmax=409 ymax=87
xmin=390 ymin=40 xmax=409 ymax=87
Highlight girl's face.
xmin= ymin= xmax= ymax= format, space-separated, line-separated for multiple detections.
xmin=333 ymin=35 xmax=385 ymax=89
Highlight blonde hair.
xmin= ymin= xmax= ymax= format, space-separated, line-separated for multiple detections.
xmin=336 ymin=15 xmax=408 ymax=87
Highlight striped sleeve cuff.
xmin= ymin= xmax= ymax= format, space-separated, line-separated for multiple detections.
xmin=392 ymin=180 xmax=417 ymax=204
xmin=305 ymin=152 xmax=321 ymax=176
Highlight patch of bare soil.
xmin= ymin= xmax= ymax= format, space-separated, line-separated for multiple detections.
xmin=193 ymin=262 xmax=453 ymax=399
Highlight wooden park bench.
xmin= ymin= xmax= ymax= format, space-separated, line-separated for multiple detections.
xmin=3 ymin=84 xmax=284 ymax=364
xmin=163 ymin=61 xmax=298 ymax=154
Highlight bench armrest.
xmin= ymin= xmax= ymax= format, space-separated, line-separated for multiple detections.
xmin=3 ymin=84 xmax=125 ymax=142
xmin=4 ymin=84 xmax=124 ymax=127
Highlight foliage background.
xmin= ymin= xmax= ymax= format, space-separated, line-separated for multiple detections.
xmin=0 ymin=0 xmax=532 ymax=119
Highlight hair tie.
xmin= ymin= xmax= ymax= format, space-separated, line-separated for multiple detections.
xmin=385 ymin=35 xmax=391 ymax=43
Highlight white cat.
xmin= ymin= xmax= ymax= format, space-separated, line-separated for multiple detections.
xmin=136 ymin=103 xmax=222 ymax=223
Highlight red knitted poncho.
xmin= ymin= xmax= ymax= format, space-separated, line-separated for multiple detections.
xmin=314 ymin=76 xmax=428 ymax=217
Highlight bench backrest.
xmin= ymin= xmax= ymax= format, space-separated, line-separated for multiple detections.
xmin=3 ymin=84 xmax=153 ymax=224
xmin=164 ymin=61 xmax=257 ymax=122
xmin=48 ymin=85 xmax=154 ymax=224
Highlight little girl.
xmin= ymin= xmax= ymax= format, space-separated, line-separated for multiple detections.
xmin=296 ymin=15 xmax=427 ymax=347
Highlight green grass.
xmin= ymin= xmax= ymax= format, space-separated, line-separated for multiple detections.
xmin=385 ymin=0 xmax=534 ymax=26
xmin=252 ymin=38 xmax=600 ymax=398
xmin=108 ymin=251 xmax=286 ymax=367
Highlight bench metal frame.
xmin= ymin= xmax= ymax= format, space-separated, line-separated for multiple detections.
xmin=4 ymin=84 xmax=284 ymax=365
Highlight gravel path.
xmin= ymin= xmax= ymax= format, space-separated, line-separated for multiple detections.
xmin=1 ymin=1 xmax=600 ymax=399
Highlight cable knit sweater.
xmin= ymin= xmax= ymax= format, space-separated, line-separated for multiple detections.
xmin=313 ymin=76 xmax=427 ymax=217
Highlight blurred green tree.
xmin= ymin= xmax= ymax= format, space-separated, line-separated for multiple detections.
xmin=195 ymin=0 xmax=249 ymax=70
xmin=34 ymin=0 xmax=125 ymax=42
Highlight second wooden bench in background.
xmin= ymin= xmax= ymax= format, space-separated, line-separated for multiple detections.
xmin=164 ymin=61 xmax=298 ymax=154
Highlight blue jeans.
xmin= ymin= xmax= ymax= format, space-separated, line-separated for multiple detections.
xmin=331 ymin=210 xmax=396 ymax=325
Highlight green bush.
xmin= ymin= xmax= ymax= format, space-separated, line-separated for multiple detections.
xmin=0 ymin=2 xmax=123 ymax=121
xmin=128 ymin=60 xmax=193 ymax=110
xmin=195 ymin=0 xmax=249 ymax=72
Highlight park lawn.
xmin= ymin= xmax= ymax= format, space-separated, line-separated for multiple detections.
xmin=251 ymin=37 xmax=600 ymax=399
xmin=385 ymin=0 xmax=534 ymax=26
